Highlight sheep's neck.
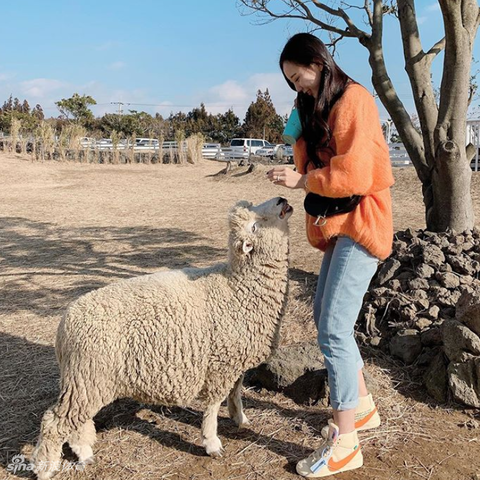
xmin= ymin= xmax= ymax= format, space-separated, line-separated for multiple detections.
xmin=227 ymin=256 xmax=289 ymax=350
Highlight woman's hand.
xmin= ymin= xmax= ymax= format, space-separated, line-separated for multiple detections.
xmin=267 ymin=166 xmax=306 ymax=189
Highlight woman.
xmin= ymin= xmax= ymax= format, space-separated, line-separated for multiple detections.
xmin=267 ymin=33 xmax=394 ymax=477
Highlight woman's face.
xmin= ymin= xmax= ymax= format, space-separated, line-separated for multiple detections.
xmin=282 ymin=61 xmax=323 ymax=99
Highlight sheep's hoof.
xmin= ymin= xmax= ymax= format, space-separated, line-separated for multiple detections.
xmin=79 ymin=456 xmax=95 ymax=466
xmin=208 ymin=447 xmax=225 ymax=458
xmin=234 ymin=413 xmax=250 ymax=429
xmin=204 ymin=437 xmax=223 ymax=457
xmin=238 ymin=420 xmax=250 ymax=430
xmin=71 ymin=444 xmax=94 ymax=465
xmin=33 ymin=467 xmax=58 ymax=480
xmin=33 ymin=459 xmax=60 ymax=480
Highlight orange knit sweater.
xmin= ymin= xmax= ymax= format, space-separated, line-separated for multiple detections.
xmin=293 ymin=83 xmax=395 ymax=260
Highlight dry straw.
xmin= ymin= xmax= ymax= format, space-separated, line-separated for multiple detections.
xmin=157 ymin=134 xmax=164 ymax=164
xmin=129 ymin=134 xmax=136 ymax=164
xmin=9 ymin=123 xmax=205 ymax=166
xmin=35 ymin=121 xmax=55 ymax=161
xmin=10 ymin=117 xmax=21 ymax=153
xmin=186 ymin=133 xmax=204 ymax=164
xmin=146 ymin=131 xmax=154 ymax=164
xmin=19 ymin=124 xmax=29 ymax=156
xmin=174 ymin=130 xmax=186 ymax=164
xmin=111 ymin=130 xmax=121 ymax=165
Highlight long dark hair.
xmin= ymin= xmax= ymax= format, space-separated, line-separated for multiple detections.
xmin=279 ymin=33 xmax=353 ymax=168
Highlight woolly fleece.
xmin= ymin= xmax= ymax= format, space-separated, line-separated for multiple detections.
xmin=32 ymin=197 xmax=292 ymax=478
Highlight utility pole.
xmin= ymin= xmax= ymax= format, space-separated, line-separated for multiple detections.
xmin=111 ymin=102 xmax=124 ymax=115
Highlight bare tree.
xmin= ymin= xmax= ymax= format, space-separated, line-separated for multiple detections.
xmin=237 ymin=0 xmax=480 ymax=232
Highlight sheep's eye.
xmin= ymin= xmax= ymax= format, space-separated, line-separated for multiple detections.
xmin=252 ymin=222 xmax=258 ymax=233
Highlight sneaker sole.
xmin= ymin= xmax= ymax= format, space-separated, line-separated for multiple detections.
xmin=298 ymin=450 xmax=364 ymax=478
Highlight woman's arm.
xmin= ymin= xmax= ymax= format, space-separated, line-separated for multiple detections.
xmin=305 ymin=87 xmax=394 ymax=197
xmin=266 ymin=167 xmax=306 ymax=190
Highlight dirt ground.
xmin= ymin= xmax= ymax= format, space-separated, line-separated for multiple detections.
xmin=1 ymin=152 xmax=479 ymax=480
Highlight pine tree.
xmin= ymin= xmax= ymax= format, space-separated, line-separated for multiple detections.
xmin=242 ymin=89 xmax=283 ymax=142
xmin=13 ymin=97 xmax=22 ymax=112
xmin=22 ymin=100 xmax=30 ymax=114
xmin=32 ymin=104 xmax=45 ymax=120
xmin=2 ymin=95 xmax=13 ymax=112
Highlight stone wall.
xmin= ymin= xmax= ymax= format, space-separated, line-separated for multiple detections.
xmin=357 ymin=228 xmax=480 ymax=407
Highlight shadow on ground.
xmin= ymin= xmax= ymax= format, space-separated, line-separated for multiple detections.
xmin=0 ymin=326 xmax=457 ymax=480
xmin=0 ymin=216 xmax=226 ymax=317
xmin=0 ymin=333 xmax=313 ymax=478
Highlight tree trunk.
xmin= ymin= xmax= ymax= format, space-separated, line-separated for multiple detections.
xmin=429 ymin=0 xmax=480 ymax=232
xmin=429 ymin=141 xmax=474 ymax=231
xmin=238 ymin=0 xmax=480 ymax=233
xmin=369 ymin=0 xmax=478 ymax=232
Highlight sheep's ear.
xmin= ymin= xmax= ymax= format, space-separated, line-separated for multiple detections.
xmin=229 ymin=201 xmax=253 ymax=228
xmin=242 ymin=240 xmax=254 ymax=255
xmin=235 ymin=200 xmax=253 ymax=209
xmin=230 ymin=200 xmax=253 ymax=217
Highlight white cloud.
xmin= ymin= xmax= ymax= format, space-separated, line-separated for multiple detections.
xmin=0 ymin=72 xmax=15 ymax=82
xmin=107 ymin=61 xmax=126 ymax=70
xmin=209 ymin=80 xmax=249 ymax=103
xmin=417 ymin=16 xmax=428 ymax=25
xmin=198 ymin=72 xmax=295 ymax=118
xmin=20 ymin=78 xmax=68 ymax=99
xmin=0 ymin=71 xmax=295 ymax=121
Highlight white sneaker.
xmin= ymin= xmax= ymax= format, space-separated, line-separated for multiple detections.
xmin=296 ymin=421 xmax=363 ymax=478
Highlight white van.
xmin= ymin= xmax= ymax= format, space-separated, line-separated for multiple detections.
xmin=225 ymin=138 xmax=274 ymax=158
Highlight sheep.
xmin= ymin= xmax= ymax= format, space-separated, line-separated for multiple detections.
xmin=32 ymin=196 xmax=293 ymax=479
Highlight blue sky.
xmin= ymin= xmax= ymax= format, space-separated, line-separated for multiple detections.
xmin=0 ymin=0 xmax=478 ymax=122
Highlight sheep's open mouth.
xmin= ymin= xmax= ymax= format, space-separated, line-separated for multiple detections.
xmin=279 ymin=202 xmax=293 ymax=219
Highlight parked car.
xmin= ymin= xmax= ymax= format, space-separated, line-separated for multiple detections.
xmin=278 ymin=144 xmax=293 ymax=161
xmin=255 ymin=145 xmax=276 ymax=158
xmin=134 ymin=138 xmax=159 ymax=150
xmin=222 ymin=138 xmax=273 ymax=159
xmin=255 ymin=144 xmax=285 ymax=158
xmin=94 ymin=139 xmax=114 ymax=150
xmin=256 ymin=144 xmax=294 ymax=162
xmin=79 ymin=137 xmax=95 ymax=148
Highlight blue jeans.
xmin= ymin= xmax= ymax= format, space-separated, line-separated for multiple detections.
xmin=314 ymin=236 xmax=378 ymax=411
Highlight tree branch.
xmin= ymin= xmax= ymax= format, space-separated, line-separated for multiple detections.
xmin=236 ymin=0 xmax=357 ymax=37
xmin=437 ymin=0 xmax=480 ymax=145
xmin=326 ymin=34 xmax=344 ymax=55
xmin=426 ymin=37 xmax=446 ymax=57
xmin=364 ymin=0 xmax=374 ymax=27
xmin=310 ymin=0 xmax=370 ymax=38
xmin=397 ymin=0 xmax=438 ymax=165
xmin=295 ymin=0 xmax=356 ymax=37
xmin=371 ymin=0 xmax=384 ymax=42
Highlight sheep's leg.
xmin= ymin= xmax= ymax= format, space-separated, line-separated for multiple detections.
xmin=227 ymin=374 xmax=250 ymax=428
xmin=201 ymin=401 xmax=224 ymax=457
xmin=68 ymin=418 xmax=96 ymax=465
xmin=33 ymin=383 xmax=106 ymax=480
xmin=32 ymin=406 xmax=74 ymax=480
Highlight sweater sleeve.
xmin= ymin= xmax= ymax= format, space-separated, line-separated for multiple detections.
xmin=305 ymin=86 xmax=394 ymax=198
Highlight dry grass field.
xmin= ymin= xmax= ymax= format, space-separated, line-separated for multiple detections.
xmin=1 ymin=152 xmax=480 ymax=480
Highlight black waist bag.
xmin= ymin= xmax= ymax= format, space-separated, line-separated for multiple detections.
xmin=304 ymin=192 xmax=363 ymax=226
